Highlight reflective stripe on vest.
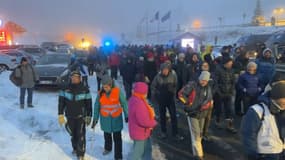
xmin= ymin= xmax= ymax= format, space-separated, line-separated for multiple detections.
xmin=99 ymin=87 xmax=123 ymax=118
xmin=252 ymin=104 xmax=284 ymax=154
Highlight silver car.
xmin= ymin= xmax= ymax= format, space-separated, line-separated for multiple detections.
xmin=0 ymin=52 xmax=18 ymax=72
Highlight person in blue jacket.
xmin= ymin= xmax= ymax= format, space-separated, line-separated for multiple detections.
xmin=241 ymin=82 xmax=285 ymax=160
xmin=237 ymin=62 xmax=262 ymax=114
xmin=255 ymin=48 xmax=275 ymax=89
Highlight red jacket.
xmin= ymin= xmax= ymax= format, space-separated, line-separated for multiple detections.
xmin=108 ymin=53 xmax=120 ymax=66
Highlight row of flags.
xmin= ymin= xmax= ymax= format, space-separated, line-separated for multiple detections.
xmin=150 ymin=11 xmax=171 ymax=23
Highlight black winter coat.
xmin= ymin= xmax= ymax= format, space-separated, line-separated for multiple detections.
xmin=214 ymin=65 xmax=235 ymax=97
xmin=58 ymin=83 xmax=92 ymax=118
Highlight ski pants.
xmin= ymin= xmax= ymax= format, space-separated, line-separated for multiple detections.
xmin=158 ymin=98 xmax=178 ymax=136
xmin=66 ymin=118 xmax=86 ymax=157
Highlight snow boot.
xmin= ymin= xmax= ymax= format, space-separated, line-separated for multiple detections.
xmin=20 ymin=104 xmax=24 ymax=109
xmin=28 ymin=104 xmax=34 ymax=108
xmin=102 ymin=150 xmax=111 ymax=155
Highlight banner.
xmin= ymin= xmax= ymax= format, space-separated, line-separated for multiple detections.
xmin=161 ymin=11 xmax=171 ymax=23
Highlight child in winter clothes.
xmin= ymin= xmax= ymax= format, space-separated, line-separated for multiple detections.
xmin=237 ymin=62 xmax=262 ymax=114
xmin=128 ymin=82 xmax=157 ymax=160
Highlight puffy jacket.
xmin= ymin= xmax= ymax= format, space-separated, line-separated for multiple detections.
xmin=214 ymin=65 xmax=235 ymax=97
xmin=15 ymin=64 xmax=38 ymax=88
xmin=256 ymin=57 xmax=275 ymax=87
xmin=241 ymin=103 xmax=285 ymax=158
xmin=151 ymin=71 xmax=177 ymax=101
xmin=178 ymin=81 xmax=213 ymax=118
xmin=237 ymin=72 xmax=261 ymax=97
xmin=93 ymin=87 xmax=128 ymax=133
xmin=128 ymin=96 xmax=157 ymax=140
xmin=58 ymin=83 xmax=92 ymax=118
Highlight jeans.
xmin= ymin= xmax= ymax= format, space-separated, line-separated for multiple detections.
xmin=20 ymin=88 xmax=33 ymax=105
xmin=234 ymin=88 xmax=243 ymax=115
xmin=104 ymin=132 xmax=122 ymax=159
xmin=132 ymin=138 xmax=152 ymax=160
xmin=214 ymin=94 xmax=234 ymax=121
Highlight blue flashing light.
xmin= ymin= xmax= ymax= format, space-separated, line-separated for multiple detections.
xmin=104 ymin=41 xmax=111 ymax=47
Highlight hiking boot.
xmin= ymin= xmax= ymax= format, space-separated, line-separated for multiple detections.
xmin=159 ymin=132 xmax=167 ymax=139
xmin=173 ymin=134 xmax=184 ymax=141
xmin=102 ymin=150 xmax=111 ymax=155
xmin=20 ymin=104 xmax=24 ymax=109
xmin=28 ymin=104 xmax=34 ymax=108
xmin=226 ymin=119 xmax=237 ymax=134
xmin=77 ymin=156 xmax=84 ymax=160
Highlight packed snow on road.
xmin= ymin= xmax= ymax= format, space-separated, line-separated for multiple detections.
xmin=0 ymin=71 xmax=165 ymax=160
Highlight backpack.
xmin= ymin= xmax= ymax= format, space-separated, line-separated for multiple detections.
xmin=9 ymin=66 xmax=23 ymax=87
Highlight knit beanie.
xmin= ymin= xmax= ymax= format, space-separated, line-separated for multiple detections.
xmin=271 ymin=82 xmax=285 ymax=100
xmin=247 ymin=62 xmax=257 ymax=69
xmin=199 ymin=71 xmax=211 ymax=81
xmin=101 ymin=75 xmax=113 ymax=86
xmin=133 ymin=82 xmax=148 ymax=95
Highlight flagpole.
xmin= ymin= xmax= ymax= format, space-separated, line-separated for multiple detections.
xmin=146 ymin=12 xmax=149 ymax=43
xmin=157 ymin=20 xmax=160 ymax=44
xmin=169 ymin=10 xmax=172 ymax=40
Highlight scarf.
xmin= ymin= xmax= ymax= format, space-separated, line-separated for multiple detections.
xmin=132 ymin=92 xmax=155 ymax=120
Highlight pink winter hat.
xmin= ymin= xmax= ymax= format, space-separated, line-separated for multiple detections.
xmin=133 ymin=82 xmax=148 ymax=94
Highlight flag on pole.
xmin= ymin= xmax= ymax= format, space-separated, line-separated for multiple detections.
xmin=161 ymin=11 xmax=171 ymax=23
xmin=150 ymin=11 xmax=159 ymax=23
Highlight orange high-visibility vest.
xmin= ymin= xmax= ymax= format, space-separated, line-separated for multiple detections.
xmin=99 ymin=87 xmax=123 ymax=118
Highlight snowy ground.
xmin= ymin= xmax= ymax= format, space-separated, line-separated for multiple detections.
xmin=0 ymin=71 xmax=165 ymax=160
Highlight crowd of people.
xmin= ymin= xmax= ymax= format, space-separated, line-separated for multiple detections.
xmin=11 ymin=43 xmax=285 ymax=160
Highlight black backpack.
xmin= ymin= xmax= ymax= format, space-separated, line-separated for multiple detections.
xmin=9 ymin=66 xmax=23 ymax=87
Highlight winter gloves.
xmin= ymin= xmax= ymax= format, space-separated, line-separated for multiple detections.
xmin=85 ymin=116 xmax=92 ymax=126
xmin=58 ymin=115 xmax=66 ymax=126
xmin=125 ymin=117 xmax=128 ymax=123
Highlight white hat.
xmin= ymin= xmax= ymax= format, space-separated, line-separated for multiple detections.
xmin=199 ymin=71 xmax=211 ymax=81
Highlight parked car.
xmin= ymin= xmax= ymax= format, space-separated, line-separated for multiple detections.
xmin=1 ymin=49 xmax=36 ymax=65
xmin=236 ymin=34 xmax=272 ymax=59
xmin=34 ymin=53 xmax=71 ymax=87
xmin=40 ymin=42 xmax=59 ymax=52
xmin=0 ymin=52 xmax=18 ymax=72
xmin=18 ymin=46 xmax=46 ymax=63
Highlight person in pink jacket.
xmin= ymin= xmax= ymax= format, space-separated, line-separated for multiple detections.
xmin=128 ymin=82 xmax=157 ymax=160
